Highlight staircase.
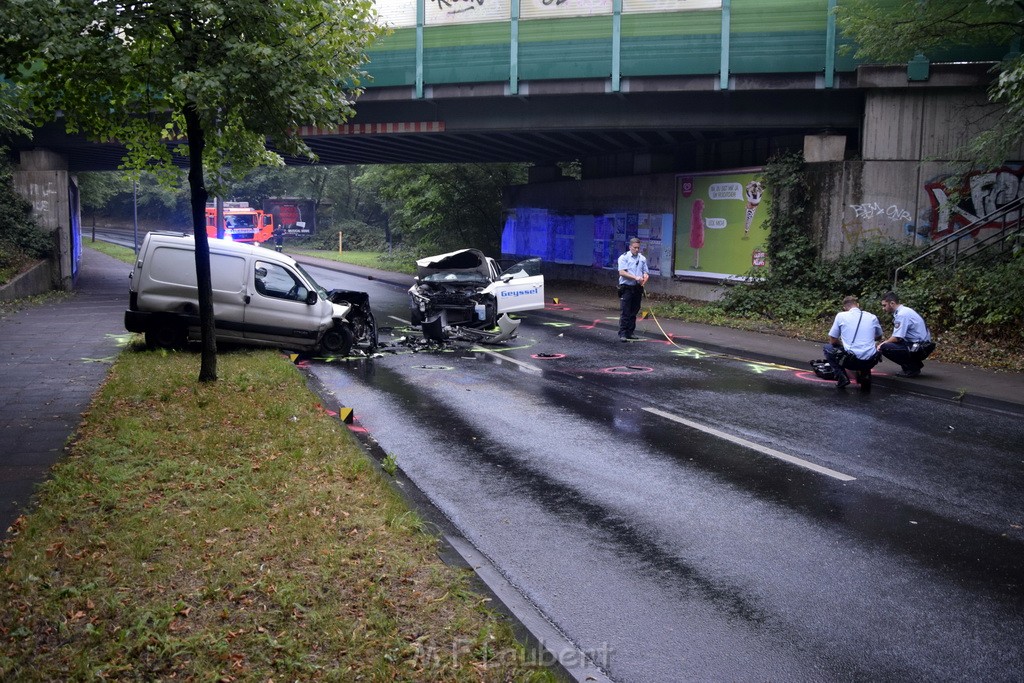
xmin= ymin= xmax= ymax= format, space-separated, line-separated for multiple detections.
xmin=893 ymin=196 xmax=1024 ymax=287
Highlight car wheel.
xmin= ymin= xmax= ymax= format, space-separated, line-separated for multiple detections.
xmin=409 ymin=307 xmax=423 ymax=327
xmin=145 ymin=317 xmax=185 ymax=350
xmin=320 ymin=323 xmax=354 ymax=356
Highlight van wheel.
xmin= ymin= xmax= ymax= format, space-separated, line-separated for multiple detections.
xmin=145 ymin=317 xmax=185 ymax=350
xmin=320 ymin=324 xmax=354 ymax=356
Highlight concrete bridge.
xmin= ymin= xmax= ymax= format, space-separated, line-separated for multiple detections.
xmin=6 ymin=0 xmax=1020 ymax=295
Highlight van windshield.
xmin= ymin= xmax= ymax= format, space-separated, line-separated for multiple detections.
xmin=296 ymin=264 xmax=328 ymax=300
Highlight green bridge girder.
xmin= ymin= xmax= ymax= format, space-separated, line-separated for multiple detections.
xmin=365 ymin=0 xmax=1006 ymax=95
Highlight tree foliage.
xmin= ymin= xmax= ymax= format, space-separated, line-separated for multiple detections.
xmin=357 ymin=163 xmax=529 ymax=257
xmin=1 ymin=0 xmax=384 ymax=380
xmin=838 ymin=0 xmax=1024 ymax=168
xmin=2 ymin=0 xmax=383 ymax=179
xmin=0 ymin=80 xmax=29 ymax=137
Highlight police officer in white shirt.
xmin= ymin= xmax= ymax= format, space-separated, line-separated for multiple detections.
xmin=825 ymin=295 xmax=883 ymax=389
xmin=617 ymin=237 xmax=649 ymax=342
xmin=878 ymin=291 xmax=934 ymax=378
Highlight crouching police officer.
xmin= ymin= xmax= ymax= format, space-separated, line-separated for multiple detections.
xmin=877 ymin=291 xmax=935 ymax=378
xmin=825 ymin=295 xmax=883 ymax=389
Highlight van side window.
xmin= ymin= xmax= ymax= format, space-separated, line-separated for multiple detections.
xmin=254 ymin=261 xmax=308 ymax=302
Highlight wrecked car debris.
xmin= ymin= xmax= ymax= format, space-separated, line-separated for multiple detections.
xmin=408 ymin=248 xmax=544 ymax=344
xmin=326 ymin=288 xmax=378 ymax=351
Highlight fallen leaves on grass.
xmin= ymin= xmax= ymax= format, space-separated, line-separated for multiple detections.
xmin=1 ymin=347 xmax=555 ymax=682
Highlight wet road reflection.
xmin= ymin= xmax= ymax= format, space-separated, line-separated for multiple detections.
xmin=305 ymin=269 xmax=1024 ymax=682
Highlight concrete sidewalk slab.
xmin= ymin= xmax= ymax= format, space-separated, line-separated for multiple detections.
xmin=0 ymin=247 xmax=130 ymax=536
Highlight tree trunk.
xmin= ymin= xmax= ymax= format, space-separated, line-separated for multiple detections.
xmin=183 ymin=104 xmax=218 ymax=382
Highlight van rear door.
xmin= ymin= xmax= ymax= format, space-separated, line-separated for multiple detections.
xmin=143 ymin=244 xmax=247 ymax=341
xmin=208 ymin=251 xmax=248 ymax=340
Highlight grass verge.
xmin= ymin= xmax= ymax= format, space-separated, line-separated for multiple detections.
xmin=0 ymin=346 xmax=555 ymax=682
xmin=286 ymin=248 xmax=417 ymax=276
xmin=645 ymin=296 xmax=1024 ymax=372
xmin=86 ymin=239 xmax=137 ymax=264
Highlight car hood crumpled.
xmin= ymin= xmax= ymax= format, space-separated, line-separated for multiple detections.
xmin=414 ymin=248 xmax=490 ymax=281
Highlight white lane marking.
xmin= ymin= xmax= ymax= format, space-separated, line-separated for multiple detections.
xmin=475 ymin=348 xmax=542 ymax=374
xmin=642 ymin=406 xmax=857 ymax=482
xmin=388 ymin=315 xmax=410 ymax=325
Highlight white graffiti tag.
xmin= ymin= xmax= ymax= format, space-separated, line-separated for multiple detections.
xmin=849 ymin=202 xmax=913 ymax=223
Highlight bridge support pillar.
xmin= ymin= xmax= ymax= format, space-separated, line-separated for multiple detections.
xmin=804 ymin=134 xmax=846 ymax=162
xmin=12 ymin=150 xmax=80 ymax=291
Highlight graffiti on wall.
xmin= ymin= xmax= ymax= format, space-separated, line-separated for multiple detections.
xmin=925 ymin=167 xmax=1024 ymax=239
xmin=843 ymin=165 xmax=1024 ymax=246
xmin=848 ymin=202 xmax=913 ymax=224
xmin=843 ymin=201 xmax=914 ymax=246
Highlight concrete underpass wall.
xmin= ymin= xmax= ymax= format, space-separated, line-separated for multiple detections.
xmin=809 ymin=85 xmax=1024 ymax=259
xmin=12 ymin=151 xmax=81 ymax=291
xmin=505 ymin=77 xmax=1024 ymax=301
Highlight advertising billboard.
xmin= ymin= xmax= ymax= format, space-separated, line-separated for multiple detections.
xmin=502 ymin=208 xmax=670 ymax=275
xmin=263 ymin=198 xmax=316 ymax=236
xmin=674 ymin=170 xmax=769 ymax=281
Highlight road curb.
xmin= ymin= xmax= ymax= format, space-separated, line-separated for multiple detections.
xmin=444 ymin=535 xmax=616 ymax=683
xmin=297 ymin=362 xmax=614 ymax=683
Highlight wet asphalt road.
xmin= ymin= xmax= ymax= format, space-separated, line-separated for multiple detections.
xmin=86 ymin=231 xmax=1024 ymax=679
xmin=299 ymin=264 xmax=1024 ymax=682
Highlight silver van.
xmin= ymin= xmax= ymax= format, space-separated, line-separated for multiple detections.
xmin=124 ymin=232 xmax=375 ymax=355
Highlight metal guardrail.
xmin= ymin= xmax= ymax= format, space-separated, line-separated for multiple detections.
xmin=893 ymin=195 xmax=1024 ymax=287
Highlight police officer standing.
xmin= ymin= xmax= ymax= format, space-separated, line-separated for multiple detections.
xmin=617 ymin=237 xmax=649 ymax=342
xmin=877 ymin=291 xmax=934 ymax=377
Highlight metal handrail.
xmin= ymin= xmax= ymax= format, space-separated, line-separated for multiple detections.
xmin=893 ymin=195 xmax=1024 ymax=287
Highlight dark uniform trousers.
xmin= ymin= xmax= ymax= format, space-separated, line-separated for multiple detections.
xmin=618 ymin=284 xmax=643 ymax=338
xmin=879 ymin=340 xmax=935 ymax=373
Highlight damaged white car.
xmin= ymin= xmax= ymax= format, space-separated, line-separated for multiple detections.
xmin=408 ymin=248 xmax=545 ymax=343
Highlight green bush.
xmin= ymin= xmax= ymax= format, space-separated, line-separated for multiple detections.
xmin=291 ymin=218 xmax=387 ymax=252
xmin=716 ymin=153 xmax=1023 ymax=347
xmin=0 ymin=149 xmax=51 ymax=259
xmin=0 ymin=149 xmax=52 ymax=284
xmin=825 ymin=240 xmax=918 ymax=297
xmin=897 ymin=254 xmax=1024 ymax=340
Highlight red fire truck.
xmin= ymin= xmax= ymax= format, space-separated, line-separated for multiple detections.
xmin=205 ymin=202 xmax=275 ymax=243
